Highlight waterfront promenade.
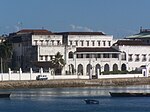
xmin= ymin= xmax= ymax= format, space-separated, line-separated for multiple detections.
xmin=0 ymin=77 xmax=150 ymax=89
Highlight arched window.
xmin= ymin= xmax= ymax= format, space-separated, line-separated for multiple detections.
xmin=104 ymin=64 xmax=109 ymax=72
xmin=95 ymin=64 xmax=101 ymax=75
xmin=69 ymin=52 xmax=73 ymax=58
xmin=77 ymin=64 xmax=83 ymax=75
xmin=113 ymin=64 xmax=118 ymax=71
xmin=121 ymin=64 xmax=126 ymax=71
xmin=86 ymin=64 xmax=92 ymax=76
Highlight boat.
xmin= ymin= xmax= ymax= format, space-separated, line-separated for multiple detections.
xmin=0 ymin=92 xmax=11 ymax=98
xmin=84 ymin=99 xmax=99 ymax=104
xmin=109 ymin=92 xmax=150 ymax=97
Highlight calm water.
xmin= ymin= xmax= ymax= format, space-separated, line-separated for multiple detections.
xmin=1 ymin=85 xmax=150 ymax=112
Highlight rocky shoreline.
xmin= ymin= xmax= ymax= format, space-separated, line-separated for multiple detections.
xmin=0 ymin=77 xmax=150 ymax=89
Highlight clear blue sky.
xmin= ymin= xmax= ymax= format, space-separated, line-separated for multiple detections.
xmin=0 ymin=0 xmax=150 ymax=38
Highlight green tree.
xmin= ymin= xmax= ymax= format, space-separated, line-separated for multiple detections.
xmin=51 ymin=52 xmax=65 ymax=75
xmin=0 ymin=40 xmax=12 ymax=72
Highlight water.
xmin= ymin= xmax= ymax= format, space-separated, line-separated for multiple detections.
xmin=0 ymin=85 xmax=150 ymax=112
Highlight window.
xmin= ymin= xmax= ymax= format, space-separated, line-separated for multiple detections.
xmin=77 ymin=54 xmax=83 ymax=58
xmin=97 ymin=41 xmax=101 ymax=46
xmin=34 ymin=40 xmax=38 ymax=45
xmin=40 ymin=40 xmax=44 ymax=45
xmin=142 ymin=54 xmax=146 ymax=61
xmin=92 ymin=41 xmax=95 ymax=46
xmin=50 ymin=55 xmax=53 ymax=60
xmin=69 ymin=40 xmax=72 ymax=45
xmin=80 ymin=40 xmax=84 ymax=46
xmin=103 ymin=41 xmax=106 ymax=46
xmin=103 ymin=53 xmax=109 ymax=58
xmin=94 ymin=54 xmax=99 ymax=59
xmin=75 ymin=40 xmax=78 ymax=46
xmin=97 ymin=54 xmax=101 ymax=58
xmin=57 ymin=40 xmax=60 ymax=45
xmin=121 ymin=52 xmax=126 ymax=60
xmin=45 ymin=40 xmax=49 ymax=45
xmin=86 ymin=41 xmax=89 ymax=46
xmin=108 ymin=41 xmax=111 ymax=46
xmin=128 ymin=54 xmax=133 ymax=61
xmin=45 ymin=55 xmax=48 ymax=61
xmin=51 ymin=40 xmax=54 ymax=45
xmin=69 ymin=52 xmax=73 ymax=58
xmin=80 ymin=54 xmax=83 ymax=58
xmin=112 ymin=54 xmax=118 ymax=58
xmin=135 ymin=54 xmax=140 ymax=61
xmin=40 ymin=56 xmax=43 ymax=60
xmin=86 ymin=54 xmax=90 ymax=58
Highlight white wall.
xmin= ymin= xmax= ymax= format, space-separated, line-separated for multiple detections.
xmin=119 ymin=45 xmax=150 ymax=71
xmin=68 ymin=35 xmax=113 ymax=47
xmin=37 ymin=46 xmax=65 ymax=61
xmin=99 ymin=74 xmax=143 ymax=79
xmin=32 ymin=35 xmax=62 ymax=46
xmin=0 ymin=72 xmax=145 ymax=81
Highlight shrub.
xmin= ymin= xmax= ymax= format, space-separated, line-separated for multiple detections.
xmin=102 ymin=70 xmax=128 ymax=75
xmin=101 ymin=70 xmax=141 ymax=75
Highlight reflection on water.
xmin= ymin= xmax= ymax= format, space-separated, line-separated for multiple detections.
xmin=3 ymin=85 xmax=150 ymax=99
xmin=0 ymin=85 xmax=150 ymax=112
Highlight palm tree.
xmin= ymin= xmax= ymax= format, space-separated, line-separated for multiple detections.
xmin=51 ymin=52 xmax=65 ymax=75
xmin=0 ymin=40 xmax=12 ymax=73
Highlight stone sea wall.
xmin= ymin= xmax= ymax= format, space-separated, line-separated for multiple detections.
xmin=0 ymin=77 xmax=150 ymax=89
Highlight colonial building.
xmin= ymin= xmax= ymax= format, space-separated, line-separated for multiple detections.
xmin=8 ymin=29 xmax=63 ymax=72
xmin=8 ymin=29 xmax=121 ymax=77
xmin=55 ymin=32 xmax=120 ymax=78
xmin=8 ymin=28 xmax=150 ymax=78
xmin=113 ymin=39 xmax=150 ymax=71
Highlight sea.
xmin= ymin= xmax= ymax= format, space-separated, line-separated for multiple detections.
xmin=0 ymin=85 xmax=150 ymax=112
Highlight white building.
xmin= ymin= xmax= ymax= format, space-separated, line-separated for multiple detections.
xmin=8 ymin=28 xmax=150 ymax=79
xmin=113 ymin=39 xmax=150 ymax=71
xmin=54 ymin=32 xmax=121 ymax=78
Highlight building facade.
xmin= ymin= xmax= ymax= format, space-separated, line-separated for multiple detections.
xmin=8 ymin=28 xmax=150 ymax=78
xmin=55 ymin=32 xmax=121 ymax=78
xmin=9 ymin=29 xmax=64 ymax=72
xmin=113 ymin=39 xmax=150 ymax=71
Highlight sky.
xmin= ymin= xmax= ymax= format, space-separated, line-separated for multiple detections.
xmin=0 ymin=0 xmax=150 ymax=38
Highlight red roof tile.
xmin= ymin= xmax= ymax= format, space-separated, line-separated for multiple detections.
xmin=17 ymin=29 xmax=53 ymax=35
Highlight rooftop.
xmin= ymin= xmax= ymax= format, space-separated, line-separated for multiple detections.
xmin=113 ymin=40 xmax=146 ymax=46
xmin=17 ymin=29 xmax=53 ymax=35
xmin=127 ymin=29 xmax=150 ymax=39
xmin=55 ymin=32 xmax=105 ymax=35
xmin=76 ymin=47 xmax=119 ymax=53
